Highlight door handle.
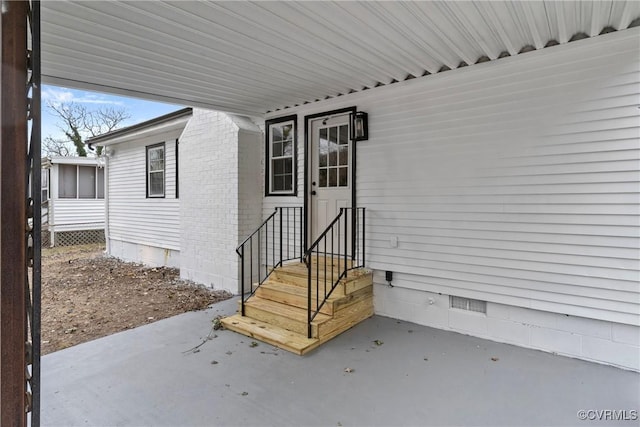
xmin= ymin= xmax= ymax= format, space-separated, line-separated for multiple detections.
xmin=311 ymin=191 xmax=317 ymax=196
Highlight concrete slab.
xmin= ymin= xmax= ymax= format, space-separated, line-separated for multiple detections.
xmin=42 ymin=298 xmax=639 ymax=426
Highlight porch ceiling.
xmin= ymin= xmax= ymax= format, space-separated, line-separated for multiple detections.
xmin=41 ymin=1 xmax=639 ymax=117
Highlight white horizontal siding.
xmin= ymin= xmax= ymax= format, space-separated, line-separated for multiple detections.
xmin=49 ymin=198 xmax=104 ymax=231
xmin=264 ymin=29 xmax=640 ymax=326
xmin=108 ymin=132 xmax=180 ymax=251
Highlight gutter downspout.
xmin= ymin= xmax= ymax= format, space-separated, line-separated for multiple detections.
xmin=49 ymin=165 xmax=56 ymax=247
xmin=103 ymin=151 xmax=110 ymax=253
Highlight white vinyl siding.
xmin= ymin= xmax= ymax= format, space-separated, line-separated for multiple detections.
xmin=49 ymin=199 xmax=105 ymax=231
xmin=109 ymin=136 xmax=180 ymax=251
xmin=47 ymin=160 xmax=105 ymax=232
xmin=264 ymin=30 xmax=640 ymax=326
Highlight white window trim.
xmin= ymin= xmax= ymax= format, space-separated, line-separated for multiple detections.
xmin=147 ymin=143 xmax=165 ymax=198
xmin=267 ymin=118 xmax=296 ymax=196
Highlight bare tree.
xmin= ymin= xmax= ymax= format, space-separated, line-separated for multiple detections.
xmin=44 ymin=102 xmax=130 ymax=157
xmin=43 ymin=136 xmax=73 ymax=157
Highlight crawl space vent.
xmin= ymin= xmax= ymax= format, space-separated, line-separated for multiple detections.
xmin=450 ymin=296 xmax=487 ymax=314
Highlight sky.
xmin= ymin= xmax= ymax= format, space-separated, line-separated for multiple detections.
xmin=42 ymin=85 xmax=184 ymax=141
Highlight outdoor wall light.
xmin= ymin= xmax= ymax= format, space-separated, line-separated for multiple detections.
xmin=350 ymin=111 xmax=368 ymax=141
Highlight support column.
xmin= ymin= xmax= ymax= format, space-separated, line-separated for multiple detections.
xmin=1 ymin=0 xmax=29 ymax=426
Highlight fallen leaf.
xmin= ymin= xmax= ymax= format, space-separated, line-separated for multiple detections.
xmin=373 ymin=339 xmax=384 ymax=346
xmin=491 ymin=357 xmax=499 ymax=362
xmin=250 ymin=341 xmax=259 ymax=348
xmin=212 ymin=317 xmax=223 ymax=330
xmin=211 ymin=360 xmax=218 ymax=365
xmin=241 ymin=391 xmax=249 ymax=396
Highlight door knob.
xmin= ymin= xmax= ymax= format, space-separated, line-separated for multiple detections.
xmin=311 ymin=191 xmax=317 ymax=196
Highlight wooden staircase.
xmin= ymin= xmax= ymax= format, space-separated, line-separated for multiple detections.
xmin=222 ymin=259 xmax=374 ymax=355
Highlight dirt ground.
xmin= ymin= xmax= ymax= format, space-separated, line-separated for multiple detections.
xmin=41 ymin=244 xmax=232 ymax=354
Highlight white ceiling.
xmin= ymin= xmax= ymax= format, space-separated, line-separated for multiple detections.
xmin=41 ymin=1 xmax=640 ymax=117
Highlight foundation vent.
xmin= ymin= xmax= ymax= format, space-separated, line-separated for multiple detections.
xmin=450 ymin=296 xmax=487 ymax=314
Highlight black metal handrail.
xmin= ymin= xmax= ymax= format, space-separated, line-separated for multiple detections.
xmin=304 ymin=207 xmax=366 ymax=338
xmin=236 ymin=206 xmax=303 ymax=315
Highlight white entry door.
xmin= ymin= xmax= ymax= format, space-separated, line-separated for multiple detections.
xmin=310 ymin=113 xmax=352 ymax=245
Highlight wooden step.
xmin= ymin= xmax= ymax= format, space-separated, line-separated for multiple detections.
xmin=222 ymin=298 xmax=374 ymax=356
xmin=224 ymin=297 xmax=374 ymax=355
xmin=242 ymin=297 xmax=331 ymax=338
xmin=314 ymin=297 xmax=374 ymax=339
xmin=255 ymin=281 xmax=338 ymax=315
xmin=278 ymin=261 xmax=354 ymax=277
xmin=273 ymin=265 xmax=373 ymax=294
xmin=242 ymin=294 xmax=374 ymax=339
xmin=256 ymin=280 xmax=373 ymax=316
xmin=308 ymin=255 xmax=355 ymax=269
xmin=223 ymin=264 xmax=374 ymax=355
xmin=221 ymin=314 xmax=320 ymax=355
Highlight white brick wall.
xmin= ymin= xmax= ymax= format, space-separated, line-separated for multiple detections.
xmin=237 ymin=128 xmax=263 ymax=246
xmin=179 ymin=109 xmax=240 ymax=292
xmin=179 ymin=109 xmax=262 ymax=293
xmin=374 ymin=277 xmax=640 ymax=371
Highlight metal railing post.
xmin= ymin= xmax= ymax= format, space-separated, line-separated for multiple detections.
xmin=279 ymin=208 xmax=283 ymax=266
xmin=258 ymin=230 xmax=261 ymax=284
xmin=343 ymin=208 xmax=348 ymax=276
xmin=299 ymin=207 xmax=303 ymax=261
xmin=241 ymin=245 xmax=245 ymax=316
xmin=362 ymin=209 xmax=366 ymax=267
xmin=307 ymin=255 xmax=312 ymax=338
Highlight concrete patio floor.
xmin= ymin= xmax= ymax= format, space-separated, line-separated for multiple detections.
xmin=42 ymin=298 xmax=639 ymax=427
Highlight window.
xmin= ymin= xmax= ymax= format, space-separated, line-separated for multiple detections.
xmin=97 ymin=168 xmax=105 ymax=199
xmin=78 ymin=166 xmax=96 ymax=198
xmin=319 ymin=124 xmax=349 ymax=188
xmin=265 ymin=115 xmax=297 ymax=196
xmin=59 ymin=164 xmax=78 ymax=198
xmin=41 ymin=168 xmax=49 ymax=201
xmin=58 ymin=164 xmax=104 ymax=199
xmin=146 ymin=143 xmax=165 ymax=198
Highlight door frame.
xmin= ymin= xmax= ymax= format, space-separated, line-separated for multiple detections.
xmin=303 ymin=106 xmax=357 ymax=252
